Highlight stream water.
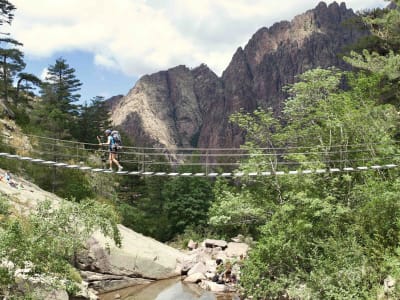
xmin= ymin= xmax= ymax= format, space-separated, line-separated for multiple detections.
xmin=98 ymin=277 xmax=240 ymax=300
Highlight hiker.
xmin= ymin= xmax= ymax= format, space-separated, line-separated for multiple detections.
xmin=5 ymin=171 xmax=17 ymax=188
xmin=5 ymin=171 xmax=11 ymax=184
xmin=99 ymin=129 xmax=123 ymax=171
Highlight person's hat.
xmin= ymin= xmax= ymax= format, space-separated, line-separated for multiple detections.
xmin=105 ymin=129 xmax=111 ymax=135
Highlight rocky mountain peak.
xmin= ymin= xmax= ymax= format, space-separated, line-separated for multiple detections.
xmin=111 ymin=1 xmax=370 ymax=151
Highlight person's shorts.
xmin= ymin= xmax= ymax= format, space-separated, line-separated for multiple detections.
xmin=109 ymin=145 xmax=118 ymax=154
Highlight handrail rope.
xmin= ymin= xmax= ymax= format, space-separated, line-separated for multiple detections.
xmin=134 ymin=156 xmax=400 ymax=167
xmin=21 ymin=133 xmax=400 ymax=152
xmin=9 ymin=147 xmax=394 ymax=165
xmin=7 ymin=143 xmax=400 ymax=167
xmin=23 ymin=139 xmax=396 ymax=158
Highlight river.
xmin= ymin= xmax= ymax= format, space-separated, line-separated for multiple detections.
xmin=98 ymin=277 xmax=240 ymax=300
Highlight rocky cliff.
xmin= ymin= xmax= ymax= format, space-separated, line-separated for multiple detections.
xmin=111 ymin=1 xmax=369 ymax=150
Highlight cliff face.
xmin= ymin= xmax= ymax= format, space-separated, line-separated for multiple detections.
xmin=111 ymin=1 xmax=369 ymax=149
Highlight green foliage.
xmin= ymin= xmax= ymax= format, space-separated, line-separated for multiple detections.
xmin=75 ymin=96 xmax=112 ymax=144
xmin=0 ymin=37 xmax=25 ymax=102
xmin=167 ymin=225 xmax=215 ymax=249
xmin=209 ymin=179 xmax=268 ymax=237
xmin=0 ymin=0 xmax=15 ymax=26
xmin=239 ymin=174 xmax=400 ymax=299
xmin=361 ymin=1 xmax=400 ymax=51
xmin=162 ymin=176 xmax=213 ymax=239
xmin=43 ymin=57 xmax=82 ymax=109
xmin=221 ymin=67 xmax=400 ymax=298
xmin=115 ymin=169 xmax=215 ymax=242
xmin=345 ymin=50 xmax=400 ymax=80
xmin=0 ymin=196 xmax=121 ymax=297
xmin=114 ymin=175 xmax=166 ymax=240
xmin=15 ymin=72 xmax=41 ymax=103
xmin=344 ymin=2 xmax=400 ymax=107
xmin=34 ymin=57 xmax=82 ymax=139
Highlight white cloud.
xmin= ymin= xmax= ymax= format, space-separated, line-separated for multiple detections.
xmin=94 ymin=54 xmax=118 ymax=70
xmin=10 ymin=0 xmax=386 ymax=77
xmin=39 ymin=67 xmax=49 ymax=81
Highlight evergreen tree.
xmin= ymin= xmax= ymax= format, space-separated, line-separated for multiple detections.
xmin=37 ymin=57 xmax=82 ymax=139
xmin=42 ymin=57 xmax=82 ymax=115
xmin=0 ymin=37 xmax=24 ymax=103
xmin=15 ymin=72 xmax=41 ymax=102
xmin=76 ymin=96 xmax=112 ymax=144
xmin=162 ymin=176 xmax=213 ymax=239
xmin=362 ymin=0 xmax=400 ymax=51
xmin=344 ymin=1 xmax=400 ymax=106
xmin=0 ymin=0 xmax=15 ymax=27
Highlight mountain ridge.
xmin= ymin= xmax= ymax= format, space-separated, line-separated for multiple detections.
xmin=110 ymin=1 xmax=369 ymax=150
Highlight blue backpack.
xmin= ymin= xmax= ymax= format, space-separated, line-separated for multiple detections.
xmin=111 ymin=130 xmax=122 ymax=149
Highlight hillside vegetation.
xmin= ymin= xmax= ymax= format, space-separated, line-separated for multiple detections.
xmin=0 ymin=0 xmax=400 ymax=299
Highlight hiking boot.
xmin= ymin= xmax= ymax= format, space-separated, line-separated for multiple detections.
xmin=118 ymin=166 xmax=123 ymax=172
xmin=108 ymin=168 xmax=113 ymax=171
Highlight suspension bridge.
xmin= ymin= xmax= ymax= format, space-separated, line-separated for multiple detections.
xmin=1 ymin=133 xmax=399 ymax=178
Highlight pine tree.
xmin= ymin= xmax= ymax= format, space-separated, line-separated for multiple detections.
xmin=15 ymin=72 xmax=41 ymax=102
xmin=76 ymin=96 xmax=112 ymax=143
xmin=38 ymin=57 xmax=82 ymax=139
xmin=0 ymin=0 xmax=15 ymax=27
xmin=0 ymin=37 xmax=25 ymax=103
xmin=42 ymin=57 xmax=82 ymax=115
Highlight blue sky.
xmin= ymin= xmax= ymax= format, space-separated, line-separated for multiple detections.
xmin=10 ymin=0 xmax=386 ymax=103
xmin=23 ymin=50 xmax=137 ymax=103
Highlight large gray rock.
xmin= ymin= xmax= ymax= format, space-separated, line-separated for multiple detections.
xmin=225 ymin=242 xmax=249 ymax=258
xmin=184 ymin=272 xmax=206 ymax=283
xmin=38 ymin=290 xmax=69 ymax=300
xmin=15 ymin=277 xmax=69 ymax=300
xmin=199 ymin=280 xmax=235 ymax=293
xmin=204 ymin=239 xmax=228 ymax=249
xmin=187 ymin=262 xmax=207 ymax=276
xmin=80 ymin=271 xmax=151 ymax=293
xmin=79 ymin=224 xmax=188 ymax=281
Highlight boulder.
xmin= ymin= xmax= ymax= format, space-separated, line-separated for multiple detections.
xmin=15 ymin=279 xmax=69 ymax=300
xmin=199 ymin=280 xmax=234 ymax=293
xmin=204 ymin=239 xmax=228 ymax=249
xmin=187 ymin=239 xmax=198 ymax=250
xmin=205 ymin=271 xmax=216 ymax=280
xmin=188 ymin=261 xmax=207 ymax=276
xmin=181 ymin=247 xmax=214 ymax=274
xmin=384 ymin=275 xmax=396 ymax=295
xmin=78 ymin=224 xmax=188 ymax=290
xmin=231 ymin=234 xmax=244 ymax=243
xmin=80 ymin=271 xmax=152 ymax=293
xmin=205 ymin=259 xmax=217 ymax=272
xmin=183 ymin=272 xmax=206 ymax=283
xmin=225 ymin=242 xmax=249 ymax=258
xmin=73 ymin=281 xmax=99 ymax=300
xmin=37 ymin=290 xmax=69 ymax=300
xmin=88 ymin=276 xmax=150 ymax=293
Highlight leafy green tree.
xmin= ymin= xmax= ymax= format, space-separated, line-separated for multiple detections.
xmin=162 ymin=175 xmax=213 ymax=239
xmin=126 ymin=176 xmax=170 ymax=241
xmin=0 ymin=196 xmax=121 ymax=298
xmin=213 ymin=68 xmax=400 ymax=298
